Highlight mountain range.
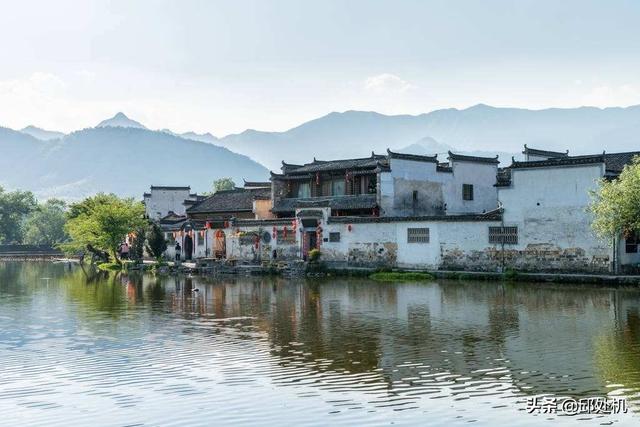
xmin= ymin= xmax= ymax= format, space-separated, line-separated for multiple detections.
xmin=211 ymin=104 xmax=640 ymax=169
xmin=3 ymin=104 xmax=640 ymax=199
xmin=0 ymin=117 xmax=268 ymax=200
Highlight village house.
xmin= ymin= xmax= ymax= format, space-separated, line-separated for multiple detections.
xmin=230 ymin=149 xmax=504 ymax=265
xmin=494 ymin=147 xmax=640 ymax=273
xmin=143 ymin=185 xmax=201 ymax=220
xmin=170 ymin=181 xmax=275 ymax=260
xmin=148 ymin=146 xmax=640 ymax=274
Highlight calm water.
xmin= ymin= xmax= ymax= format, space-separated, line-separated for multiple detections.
xmin=1 ymin=263 xmax=640 ymax=426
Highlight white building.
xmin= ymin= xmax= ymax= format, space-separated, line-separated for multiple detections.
xmin=143 ymin=185 xmax=200 ymax=220
xmin=180 ymin=147 xmax=640 ymax=274
xmin=496 ymin=148 xmax=640 ymax=273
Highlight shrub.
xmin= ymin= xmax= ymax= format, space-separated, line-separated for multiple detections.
xmin=308 ymin=248 xmax=321 ymax=263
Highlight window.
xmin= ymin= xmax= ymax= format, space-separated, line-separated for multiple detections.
xmin=298 ymin=182 xmax=310 ymax=198
xmin=489 ymin=226 xmax=518 ymax=244
xmin=197 ymin=232 xmax=204 ymax=246
xmin=277 ymin=230 xmax=296 ymax=245
xmin=625 ymin=232 xmax=639 ymax=253
xmin=332 ymin=179 xmax=345 ymax=196
xmin=462 ymin=184 xmax=474 ymax=201
xmin=412 ymin=190 xmax=418 ymax=202
xmin=407 ymin=228 xmax=429 ymax=243
xmin=329 ymin=232 xmax=341 ymax=242
xmin=165 ymin=232 xmax=175 ymax=244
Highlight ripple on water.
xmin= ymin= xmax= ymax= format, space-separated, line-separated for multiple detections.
xmin=1 ymin=264 xmax=640 ymax=426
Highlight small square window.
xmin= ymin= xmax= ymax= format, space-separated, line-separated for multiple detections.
xmin=329 ymin=232 xmax=341 ymax=242
xmin=463 ymin=184 xmax=474 ymax=201
xmin=407 ymin=228 xmax=429 ymax=243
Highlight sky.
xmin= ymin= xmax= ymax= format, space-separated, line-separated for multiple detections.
xmin=1 ymin=0 xmax=640 ymax=136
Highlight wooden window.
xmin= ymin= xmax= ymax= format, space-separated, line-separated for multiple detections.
xmin=298 ymin=182 xmax=311 ymax=198
xmin=407 ymin=228 xmax=429 ymax=243
xmin=489 ymin=226 xmax=518 ymax=244
xmin=332 ymin=179 xmax=345 ymax=196
xmin=625 ymin=232 xmax=639 ymax=253
xmin=462 ymin=184 xmax=474 ymax=201
xmin=329 ymin=232 xmax=341 ymax=242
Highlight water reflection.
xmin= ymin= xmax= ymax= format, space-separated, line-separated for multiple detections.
xmin=0 ymin=262 xmax=639 ymax=426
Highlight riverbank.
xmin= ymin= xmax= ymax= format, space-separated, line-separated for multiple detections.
xmin=134 ymin=259 xmax=640 ymax=287
xmin=7 ymin=256 xmax=639 ymax=287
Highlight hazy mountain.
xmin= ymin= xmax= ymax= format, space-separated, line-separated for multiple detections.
xmin=399 ymin=137 xmax=454 ymax=156
xmin=20 ymin=125 xmax=65 ymax=141
xmin=161 ymin=129 xmax=219 ymax=144
xmin=398 ymin=136 xmax=518 ymax=164
xmin=215 ymin=104 xmax=640 ymax=169
xmin=96 ymin=112 xmax=147 ymax=129
xmin=0 ymin=125 xmax=268 ymax=199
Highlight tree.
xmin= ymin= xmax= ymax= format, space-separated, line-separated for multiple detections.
xmin=0 ymin=186 xmax=37 ymax=243
xmin=63 ymin=194 xmax=146 ymax=264
xmin=23 ymin=199 xmax=68 ymax=246
xmin=590 ymin=156 xmax=640 ymax=241
xmin=145 ymin=222 xmax=167 ymax=260
xmin=213 ymin=177 xmax=236 ymax=193
xmin=130 ymin=224 xmax=147 ymax=262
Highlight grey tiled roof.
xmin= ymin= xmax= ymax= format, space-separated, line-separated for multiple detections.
xmin=243 ymin=180 xmax=271 ymax=188
xmin=522 ymin=145 xmax=569 ymax=158
xmin=328 ymin=209 xmax=502 ymax=223
xmin=187 ymin=188 xmax=270 ymax=214
xmin=604 ymin=151 xmax=640 ymax=174
xmin=496 ymin=151 xmax=640 ymax=186
xmin=448 ymin=151 xmax=500 ymax=164
xmin=272 ymin=194 xmax=377 ymax=213
xmin=386 ymin=149 xmax=438 ymax=163
xmin=281 ymin=154 xmax=388 ymax=174
xmin=150 ymin=185 xmax=191 ymax=190
xmin=509 ymin=154 xmax=605 ymax=169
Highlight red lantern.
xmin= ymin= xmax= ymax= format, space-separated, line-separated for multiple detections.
xmin=272 ymin=226 xmax=277 ymax=233
xmin=348 ymin=224 xmax=352 ymax=232
xmin=254 ymin=235 xmax=260 ymax=249
xmin=284 ymin=226 xmax=288 ymax=237
xmin=224 ymin=221 xmax=229 ymax=228
xmin=291 ymin=219 xmax=297 ymax=231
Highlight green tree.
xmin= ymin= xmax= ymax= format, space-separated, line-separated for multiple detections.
xmin=63 ymin=194 xmax=146 ymax=264
xmin=0 ymin=186 xmax=37 ymax=243
xmin=213 ymin=177 xmax=236 ymax=193
xmin=590 ymin=156 xmax=640 ymax=240
xmin=145 ymin=222 xmax=167 ymax=260
xmin=130 ymin=224 xmax=147 ymax=262
xmin=23 ymin=199 xmax=68 ymax=246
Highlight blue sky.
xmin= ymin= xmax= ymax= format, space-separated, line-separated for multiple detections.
xmin=1 ymin=0 xmax=639 ymax=135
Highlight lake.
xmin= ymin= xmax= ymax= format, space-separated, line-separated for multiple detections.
xmin=0 ymin=262 xmax=639 ymax=426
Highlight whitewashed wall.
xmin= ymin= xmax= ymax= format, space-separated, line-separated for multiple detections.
xmin=318 ymin=219 xmax=503 ymax=270
xmin=379 ymin=158 xmax=499 ymax=217
xmin=144 ymin=188 xmax=192 ymax=220
xmin=497 ymin=163 xmax=612 ymax=272
xmin=444 ymin=161 xmax=499 ymax=215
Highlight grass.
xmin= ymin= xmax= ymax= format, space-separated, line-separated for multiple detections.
xmin=369 ymin=271 xmax=434 ymax=282
xmin=97 ymin=262 xmax=122 ymax=271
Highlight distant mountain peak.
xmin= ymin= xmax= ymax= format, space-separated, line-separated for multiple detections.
xmin=19 ymin=125 xmax=65 ymax=141
xmin=96 ymin=112 xmax=147 ymax=129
